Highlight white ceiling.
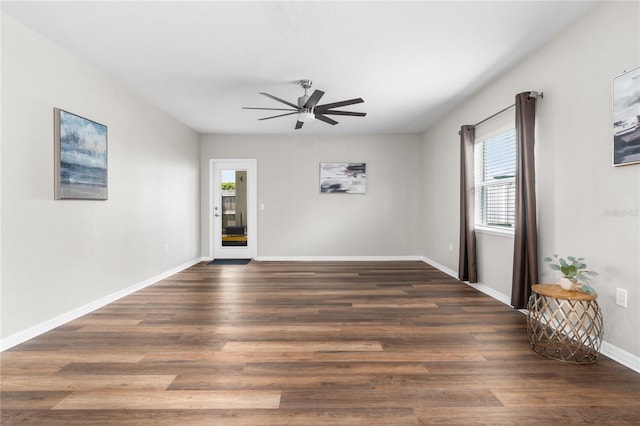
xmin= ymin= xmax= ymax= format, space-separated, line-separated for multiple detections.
xmin=2 ymin=1 xmax=598 ymax=135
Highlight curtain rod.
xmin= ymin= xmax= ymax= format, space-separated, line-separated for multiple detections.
xmin=472 ymin=91 xmax=543 ymax=128
xmin=473 ymin=103 xmax=515 ymax=128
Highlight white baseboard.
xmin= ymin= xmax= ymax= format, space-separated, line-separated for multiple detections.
xmin=601 ymin=341 xmax=640 ymax=373
xmin=421 ymin=256 xmax=640 ymax=374
xmin=0 ymin=257 xmax=202 ymax=352
xmin=465 ymin=281 xmax=513 ymax=307
xmin=255 ymin=255 xmax=423 ymax=262
xmin=421 ymin=256 xmax=512 ymax=306
xmin=420 ymin=256 xmax=458 ymax=278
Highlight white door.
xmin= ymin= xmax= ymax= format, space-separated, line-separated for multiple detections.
xmin=210 ymin=159 xmax=257 ymax=259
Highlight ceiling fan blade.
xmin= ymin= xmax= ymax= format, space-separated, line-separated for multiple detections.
xmin=258 ymin=111 xmax=298 ymax=120
xmin=243 ymin=107 xmax=298 ymax=112
xmin=295 ymin=121 xmax=304 ymax=130
xmin=319 ymin=110 xmax=367 ymax=117
xmin=314 ymin=114 xmax=339 ymax=125
xmin=303 ymin=90 xmax=325 ymax=109
xmin=260 ymin=92 xmax=299 ymax=109
xmin=315 ymin=98 xmax=364 ymax=111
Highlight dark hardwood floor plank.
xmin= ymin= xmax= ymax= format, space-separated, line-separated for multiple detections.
xmin=1 ymin=408 xmax=421 ymax=425
xmin=51 ymin=390 xmax=282 ymax=410
xmin=1 ymin=374 xmax=176 ymax=391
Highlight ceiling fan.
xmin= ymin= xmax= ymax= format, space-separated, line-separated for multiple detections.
xmin=242 ymin=79 xmax=367 ymax=129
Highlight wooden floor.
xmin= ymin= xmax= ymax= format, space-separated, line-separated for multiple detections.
xmin=2 ymin=261 xmax=639 ymax=425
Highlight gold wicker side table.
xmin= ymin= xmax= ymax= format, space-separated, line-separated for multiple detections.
xmin=527 ymin=284 xmax=603 ymax=364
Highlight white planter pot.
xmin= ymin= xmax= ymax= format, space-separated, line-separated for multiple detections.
xmin=558 ymin=277 xmax=574 ymax=290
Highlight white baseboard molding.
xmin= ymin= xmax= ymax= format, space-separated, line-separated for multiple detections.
xmin=601 ymin=341 xmax=640 ymax=374
xmin=465 ymin=281 xmax=513 ymax=307
xmin=420 ymin=256 xmax=512 ymax=306
xmin=255 ymin=255 xmax=423 ymax=262
xmin=421 ymin=256 xmax=640 ymax=375
xmin=420 ymin=256 xmax=458 ymax=278
xmin=0 ymin=257 xmax=202 ymax=352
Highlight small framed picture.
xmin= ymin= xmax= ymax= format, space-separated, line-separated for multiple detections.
xmin=612 ymin=67 xmax=640 ymax=166
xmin=319 ymin=162 xmax=366 ymax=194
xmin=54 ymin=108 xmax=108 ymax=199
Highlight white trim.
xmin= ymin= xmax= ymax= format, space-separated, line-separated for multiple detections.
xmin=0 ymin=257 xmax=202 ymax=352
xmin=421 ymin=256 xmax=640 ymax=374
xmin=601 ymin=341 xmax=640 ymax=374
xmin=465 ymin=281 xmax=512 ymax=307
xmin=475 ymin=226 xmax=514 ymax=238
xmin=420 ymin=256 xmax=457 ymax=278
xmin=255 ymin=255 xmax=423 ymax=262
xmin=421 ymin=256 xmax=513 ymax=306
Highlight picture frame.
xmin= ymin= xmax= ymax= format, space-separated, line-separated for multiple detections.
xmin=54 ymin=108 xmax=108 ymax=200
xmin=319 ymin=162 xmax=366 ymax=194
xmin=612 ymin=67 xmax=640 ymax=166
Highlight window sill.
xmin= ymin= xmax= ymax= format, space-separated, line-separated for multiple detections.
xmin=475 ymin=226 xmax=514 ymax=238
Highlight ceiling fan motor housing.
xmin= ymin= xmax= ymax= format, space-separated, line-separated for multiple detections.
xmin=298 ymin=95 xmax=310 ymax=109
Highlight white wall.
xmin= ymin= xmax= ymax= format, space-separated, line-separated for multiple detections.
xmin=200 ymin=134 xmax=422 ymax=259
xmin=1 ymin=14 xmax=201 ymax=343
xmin=422 ymin=1 xmax=640 ymax=359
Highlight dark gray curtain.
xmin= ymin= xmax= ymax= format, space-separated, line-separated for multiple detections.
xmin=458 ymin=125 xmax=477 ymax=283
xmin=511 ymin=92 xmax=538 ymax=308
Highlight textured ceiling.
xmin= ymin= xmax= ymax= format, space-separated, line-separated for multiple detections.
xmin=1 ymin=1 xmax=598 ymax=134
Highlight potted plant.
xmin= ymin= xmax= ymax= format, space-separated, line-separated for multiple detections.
xmin=543 ymin=254 xmax=598 ymax=295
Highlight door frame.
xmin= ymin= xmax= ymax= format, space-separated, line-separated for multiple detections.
xmin=209 ymin=158 xmax=257 ymax=259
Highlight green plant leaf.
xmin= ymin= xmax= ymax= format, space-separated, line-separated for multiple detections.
xmin=549 ymin=264 xmax=561 ymax=271
xmin=543 ymin=257 xmax=552 ymax=262
xmin=568 ymin=256 xmax=576 ymax=262
xmin=560 ymin=258 xmax=568 ymax=268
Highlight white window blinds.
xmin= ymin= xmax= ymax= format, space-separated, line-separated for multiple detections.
xmin=474 ymin=127 xmax=517 ymax=231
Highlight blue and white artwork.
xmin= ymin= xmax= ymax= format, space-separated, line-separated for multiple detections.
xmin=320 ymin=162 xmax=366 ymax=194
xmin=55 ymin=109 xmax=107 ymax=199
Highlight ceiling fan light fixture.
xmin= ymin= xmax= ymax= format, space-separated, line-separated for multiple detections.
xmin=298 ymin=111 xmax=315 ymax=122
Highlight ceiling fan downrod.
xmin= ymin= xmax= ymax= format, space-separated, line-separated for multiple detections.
xmin=298 ymin=79 xmax=312 ymax=108
xmin=297 ymin=79 xmax=315 ymax=121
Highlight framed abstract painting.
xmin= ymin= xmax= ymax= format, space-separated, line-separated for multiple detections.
xmin=54 ymin=108 xmax=108 ymax=200
xmin=319 ymin=162 xmax=366 ymax=194
xmin=612 ymin=67 xmax=640 ymax=166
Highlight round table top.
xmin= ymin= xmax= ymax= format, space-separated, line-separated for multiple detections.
xmin=532 ymin=284 xmax=597 ymax=301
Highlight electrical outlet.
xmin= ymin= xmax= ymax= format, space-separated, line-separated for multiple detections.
xmin=616 ymin=288 xmax=627 ymax=308
xmin=164 ymin=243 xmax=169 ymax=253
xmin=449 ymin=242 xmax=453 ymax=252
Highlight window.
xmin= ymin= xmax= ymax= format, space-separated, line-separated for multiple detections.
xmin=474 ymin=127 xmax=516 ymax=232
